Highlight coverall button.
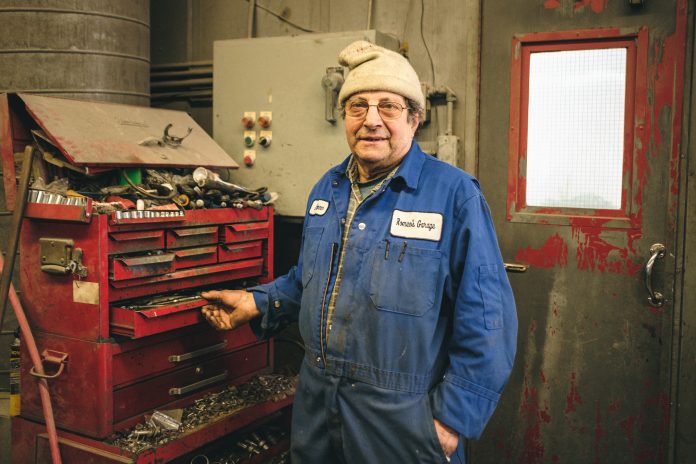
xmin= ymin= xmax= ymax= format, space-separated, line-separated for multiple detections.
xmin=332 ymin=180 xmax=338 ymax=186
xmin=358 ymin=222 xmax=366 ymax=230
xmin=316 ymin=356 xmax=322 ymax=363
xmin=274 ymin=300 xmax=281 ymax=309
xmin=341 ymin=218 xmax=346 ymax=224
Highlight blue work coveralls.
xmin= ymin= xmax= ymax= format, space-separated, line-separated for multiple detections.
xmin=249 ymin=141 xmax=517 ymax=463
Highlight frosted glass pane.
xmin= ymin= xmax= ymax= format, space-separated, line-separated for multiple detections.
xmin=526 ymin=48 xmax=626 ymax=210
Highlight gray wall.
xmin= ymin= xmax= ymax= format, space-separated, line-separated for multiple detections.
xmin=150 ymin=0 xmax=480 ymax=173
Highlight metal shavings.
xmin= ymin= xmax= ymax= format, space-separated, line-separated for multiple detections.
xmin=108 ymin=374 xmax=297 ymax=454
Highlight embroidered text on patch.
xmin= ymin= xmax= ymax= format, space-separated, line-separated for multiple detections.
xmin=390 ymin=210 xmax=443 ymax=241
xmin=309 ymin=199 xmax=329 ymax=216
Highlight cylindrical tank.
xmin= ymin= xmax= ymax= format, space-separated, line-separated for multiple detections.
xmin=0 ymin=0 xmax=150 ymax=106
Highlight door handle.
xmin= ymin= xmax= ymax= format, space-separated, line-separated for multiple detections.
xmin=644 ymin=243 xmax=666 ymax=307
xmin=504 ymin=262 xmax=529 ymax=273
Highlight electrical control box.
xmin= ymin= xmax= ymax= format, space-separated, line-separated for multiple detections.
xmin=213 ymin=30 xmax=400 ymax=217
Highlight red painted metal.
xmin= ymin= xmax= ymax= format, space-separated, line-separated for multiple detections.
xmin=13 ymin=396 xmax=293 ymax=463
xmin=108 ymin=229 xmax=165 ymax=255
xmin=165 ymin=225 xmax=219 ymax=248
xmin=110 ymin=300 xmax=208 ymax=338
xmin=172 ymin=245 xmax=218 ymax=269
xmin=20 ymin=329 xmax=271 ymax=438
xmin=222 ymin=221 xmax=271 ymax=243
xmin=219 ymin=241 xmax=263 ymax=263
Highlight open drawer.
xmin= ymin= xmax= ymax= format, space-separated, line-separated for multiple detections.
xmin=110 ymin=296 xmax=208 ymax=338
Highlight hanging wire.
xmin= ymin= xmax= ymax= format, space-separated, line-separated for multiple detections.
xmin=420 ymin=0 xmax=436 ymax=86
xmin=246 ymin=0 xmax=319 ymax=33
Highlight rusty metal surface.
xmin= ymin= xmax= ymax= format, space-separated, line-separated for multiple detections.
xmin=476 ymin=1 xmax=687 ymax=463
xmin=19 ymin=93 xmax=239 ymax=169
xmin=0 ymin=0 xmax=150 ymax=106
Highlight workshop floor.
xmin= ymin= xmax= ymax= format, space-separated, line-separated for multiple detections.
xmin=0 ymin=393 xmax=10 ymax=464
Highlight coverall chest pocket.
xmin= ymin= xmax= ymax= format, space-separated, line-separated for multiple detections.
xmin=369 ymin=241 xmax=442 ymax=316
xmin=301 ymin=227 xmax=324 ymax=288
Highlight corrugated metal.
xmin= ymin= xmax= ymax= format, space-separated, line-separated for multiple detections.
xmin=0 ymin=0 xmax=150 ymax=106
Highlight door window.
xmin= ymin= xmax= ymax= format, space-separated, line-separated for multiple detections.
xmin=507 ymin=29 xmax=647 ymax=227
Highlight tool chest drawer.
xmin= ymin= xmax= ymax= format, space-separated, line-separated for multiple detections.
xmin=166 ymin=225 xmax=219 ymax=249
xmin=112 ymin=324 xmax=258 ymax=385
xmin=172 ymin=245 xmax=218 ymax=270
xmin=222 ymin=221 xmax=271 ymax=243
xmin=110 ymin=253 xmax=176 ymax=281
xmin=113 ymin=342 xmax=269 ymax=422
xmin=20 ymin=328 xmax=272 ymax=439
xmin=219 ymin=240 xmax=263 ymax=262
xmin=19 ymin=208 xmax=273 ymax=340
xmin=108 ymin=229 xmax=165 ymax=255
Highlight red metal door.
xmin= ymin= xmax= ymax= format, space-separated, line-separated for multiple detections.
xmin=475 ymin=1 xmax=687 ymax=463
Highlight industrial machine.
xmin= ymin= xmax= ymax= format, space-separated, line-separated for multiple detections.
xmin=1 ymin=93 xmax=292 ymax=462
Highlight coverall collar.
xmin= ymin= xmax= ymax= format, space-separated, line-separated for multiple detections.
xmin=331 ymin=138 xmax=425 ymax=191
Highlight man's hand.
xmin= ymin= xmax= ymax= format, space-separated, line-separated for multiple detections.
xmin=434 ymin=418 xmax=459 ymax=459
xmin=200 ymin=290 xmax=261 ymax=331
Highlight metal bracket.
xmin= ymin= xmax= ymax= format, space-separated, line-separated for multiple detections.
xmin=162 ymin=123 xmax=192 ymax=147
xmin=322 ymin=67 xmax=344 ymax=124
xmin=39 ymin=237 xmax=88 ymax=277
xmin=29 ymin=349 xmax=69 ymax=379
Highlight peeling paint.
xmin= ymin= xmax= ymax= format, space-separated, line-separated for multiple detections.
xmin=594 ymin=401 xmax=606 ymax=463
xmin=515 ymin=234 xmax=568 ymax=268
xmin=571 ymin=224 xmax=642 ymax=276
xmin=573 ymin=0 xmax=608 ymax=14
xmin=565 ymin=372 xmax=583 ymax=413
xmin=520 ymin=376 xmax=551 ymax=464
xmin=543 ymin=0 xmax=561 ymax=8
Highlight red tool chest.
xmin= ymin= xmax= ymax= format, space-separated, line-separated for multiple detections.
xmin=1 ymin=93 xmax=289 ymax=462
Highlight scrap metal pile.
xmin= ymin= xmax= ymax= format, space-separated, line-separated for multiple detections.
xmin=109 ymin=374 xmax=297 ymax=454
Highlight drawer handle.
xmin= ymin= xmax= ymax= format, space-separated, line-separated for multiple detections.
xmin=168 ymin=370 xmax=228 ymax=396
xmin=169 ymin=341 xmax=228 ymax=363
xmin=172 ymin=226 xmax=218 ymax=237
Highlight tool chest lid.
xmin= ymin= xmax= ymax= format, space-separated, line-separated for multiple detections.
xmin=18 ymin=93 xmax=239 ymax=169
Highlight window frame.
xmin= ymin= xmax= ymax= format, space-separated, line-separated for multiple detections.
xmin=506 ymin=28 xmax=647 ymax=228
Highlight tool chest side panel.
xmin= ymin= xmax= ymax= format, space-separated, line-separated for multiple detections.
xmin=19 ymin=216 xmax=109 ymax=340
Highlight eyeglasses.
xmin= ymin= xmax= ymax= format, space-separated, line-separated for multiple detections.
xmin=344 ymin=99 xmax=408 ymax=120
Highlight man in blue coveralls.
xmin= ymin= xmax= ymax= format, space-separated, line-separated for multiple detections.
xmin=202 ymin=40 xmax=517 ymax=463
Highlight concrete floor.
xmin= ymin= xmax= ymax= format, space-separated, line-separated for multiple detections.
xmin=0 ymin=393 xmax=10 ymax=464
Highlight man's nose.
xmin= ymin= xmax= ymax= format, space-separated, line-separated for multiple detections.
xmin=363 ymin=105 xmax=383 ymax=127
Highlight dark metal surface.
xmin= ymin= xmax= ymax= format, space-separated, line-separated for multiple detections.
xmin=0 ymin=0 xmax=150 ymax=106
xmin=0 ymin=146 xmax=33 ymax=331
xmin=19 ymin=94 xmax=239 ymax=169
xmin=476 ymin=1 xmax=687 ymax=463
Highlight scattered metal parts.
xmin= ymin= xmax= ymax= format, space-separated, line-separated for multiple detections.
xmin=109 ymin=374 xmax=297 ymax=454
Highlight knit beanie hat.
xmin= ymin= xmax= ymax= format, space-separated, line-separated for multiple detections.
xmin=338 ymin=40 xmax=425 ymax=109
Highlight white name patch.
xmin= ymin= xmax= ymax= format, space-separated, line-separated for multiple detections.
xmin=309 ymin=199 xmax=329 ymax=216
xmin=390 ymin=210 xmax=443 ymax=241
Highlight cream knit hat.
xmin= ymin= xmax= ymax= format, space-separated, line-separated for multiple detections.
xmin=338 ymin=40 xmax=425 ymax=108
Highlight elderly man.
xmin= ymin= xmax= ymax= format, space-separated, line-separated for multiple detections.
xmin=202 ymin=40 xmax=517 ymax=463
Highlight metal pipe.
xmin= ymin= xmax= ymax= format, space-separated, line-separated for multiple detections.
xmin=0 ymin=252 xmax=62 ymax=463
xmin=150 ymin=77 xmax=212 ymax=89
xmin=151 ymin=68 xmax=212 ymax=80
xmin=247 ymin=0 xmax=256 ymax=38
xmin=0 ymin=146 xmax=33 ymax=331
xmin=367 ymin=0 xmax=374 ymax=29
